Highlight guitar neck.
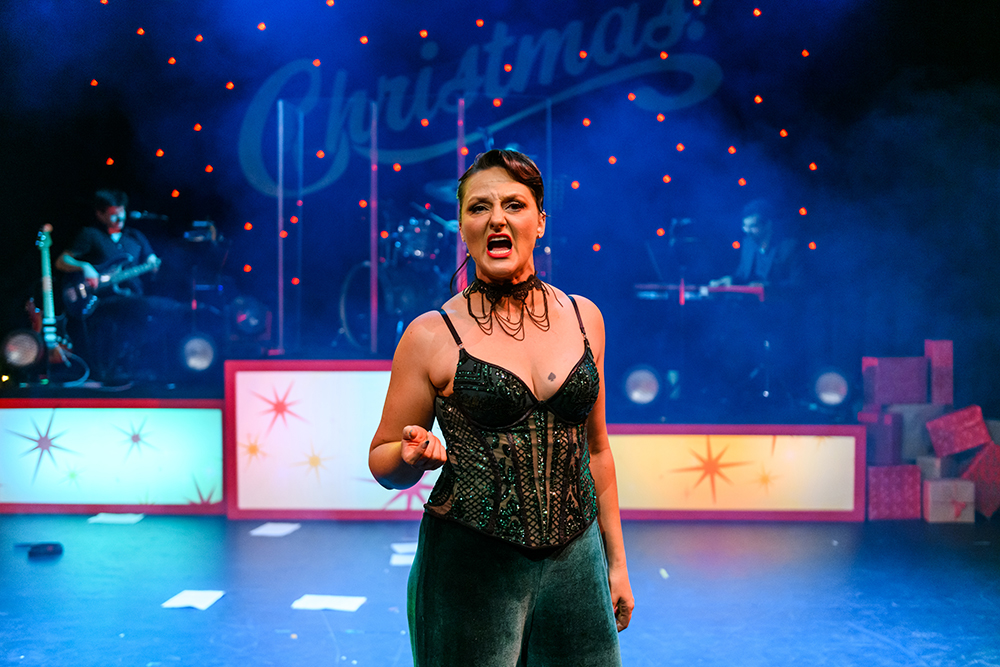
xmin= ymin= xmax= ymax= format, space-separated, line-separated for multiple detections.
xmin=104 ymin=260 xmax=157 ymax=286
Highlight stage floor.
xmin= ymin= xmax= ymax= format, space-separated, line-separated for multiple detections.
xmin=2 ymin=515 xmax=998 ymax=666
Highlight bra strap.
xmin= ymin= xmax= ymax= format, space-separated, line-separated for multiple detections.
xmin=567 ymin=295 xmax=588 ymax=341
xmin=438 ymin=309 xmax=464 ymax=349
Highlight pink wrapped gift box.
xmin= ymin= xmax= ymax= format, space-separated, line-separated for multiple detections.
xmin=923 ymin=479 xmax=975 ymax=523
xmin=960 ymin=442 xmax=1000 ymax=518
xmin=867 ymin=465 xmax=922 ymax=520
xmin=926 ymin=405 xmax=992 ymax=458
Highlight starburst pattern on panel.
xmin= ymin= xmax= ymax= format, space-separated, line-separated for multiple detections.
xmin=115 ymin=418 xmax=156 ymax=461
xmin=755 ymin=465 xmax=779 ymax=495
xmin=9 ymin=410 xmax=76 ymax=483
xmin=293 ymin=442 xmax=334 ymax=482
xmin=253 ymin=383 xmax=306 ymax=434
xmin=771 ymin=435 xmax=778 ymax=457
xmin=61 ymin=466 xmax=83 ymax=490
xmin=672 ymin=436 xmax=752 ymax=504
xmin=186 ymin=476 xmax=217 ymax=505
xmin=239 ymin=433 xmax=267 ymax=467
xmin=381 ymin=478 xmax=436 ymax=510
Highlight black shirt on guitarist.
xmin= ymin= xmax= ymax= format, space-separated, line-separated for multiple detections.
xmin=66 ymin=226 xmax=155 ymax=296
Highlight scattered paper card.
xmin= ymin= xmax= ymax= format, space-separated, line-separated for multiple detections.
xmin=391 ymin=542 xmax=418 ymax=554
xmin=162 ymin=590 xmax=225 ymax=610
xmin=291 ymin=595 xmax=367 ymax=612
xmin=88 ymin=513 xmax=145 ymax=525
xmin=250 ymin=522 xmax=301 ymax=537
xmin=390 ymin=553 xmax=415 ymax=567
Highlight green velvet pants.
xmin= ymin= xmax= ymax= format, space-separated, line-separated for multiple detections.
xmin=408 ymin=515 xmax=621 ymax=666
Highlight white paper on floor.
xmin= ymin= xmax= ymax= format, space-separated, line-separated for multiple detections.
xmin=291 ymin=595 xmax=367 ymax=612
xmin=390 ymin=553 xmax=415 ymax=567
xmin=161 ymin=590 xmax=225 ymax=610
xmin=391 ymin=542 xmax=418 ymax=554
xmin=87 ymin=513 xmax=145 ymax=524
xmin=250 ymin=522 xmax=301 ymax=537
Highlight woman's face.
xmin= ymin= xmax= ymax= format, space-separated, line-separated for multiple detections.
xmin=459 ymin=166 xmax=545 ymax=284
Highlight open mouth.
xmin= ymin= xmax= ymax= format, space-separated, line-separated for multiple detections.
xmin=486 ymin=234 xmax=513 ymax=258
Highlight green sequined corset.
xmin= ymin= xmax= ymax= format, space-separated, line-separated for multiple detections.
xmin=425 ymin=297 xmax=601 ymax=549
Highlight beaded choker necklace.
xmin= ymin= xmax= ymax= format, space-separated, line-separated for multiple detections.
xmin=463 ymin=274 xmax=555 ymax=340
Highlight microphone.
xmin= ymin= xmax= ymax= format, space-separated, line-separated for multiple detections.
xmin=129 ymin=210 xmax=169 ymax=221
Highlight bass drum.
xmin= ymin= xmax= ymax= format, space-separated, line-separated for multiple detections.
xmin=338 ymin=261 xmax=451 ymax=352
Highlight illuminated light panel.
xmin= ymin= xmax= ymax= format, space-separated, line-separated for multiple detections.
xmin=90 ymin=79 xmax=99 ymax=86
xmin=802 ymin=49 xmax=810 ymax=57
xmin=360 ymin=36 xmax=368 ymax=44
xmin=460 ymin=147 xmax=469 ymax=155
xmin=493 ymin=98 xmax=502 ymax=107
xmin=476 ymin=19 xmax=484 ymax=27
xmin=297 ymin=200 xmax=303 ymax=207
xmin=571 ymin=181 xmax=580 ymax=189
xmin=579 ymin=50 xmax=588 ymax=59
xmin=693 ymin=0 xmax=702 ymax=5
xmin=280 ymin=230 xmax=288 ymax=238
xmin=809 ymin=242 xmax=817 ymax=250
xmin=799 ymin=208 xmax=808 ymax=215
xmin=313 ymin=59 xmax=321 ymax=67
xmin=244 ymin=222 xmax=253 ymax=230
xmin=582 ymin=118 xmax=591 ymax=127
xmin=676 ymin=143 xmax=685 ymax=151
xmin=754 ymin=95 xmax=763 ymax=104
xmin=504 ymin=63 xmax=513 ymax=72
xmin=660 ymin=51 xmax=668 ymax=59
xmin=316 ymin=150 xmax=325 ymax=158
xmin=380 ymin=230 xmax=389 ymax=239
xmin=420 ymin=118 xmax=429 ymax=127
xmin=628 ymin=92 xmax=636 ymax=101
xmin=419 ymin=30 xmax=428 ymax=38
xmin=105 ymin=158 xmax=114 ymax=165
xmin=137 ymin=28 xmax=145 ymax=35
xmin=290 ymin=216 xmax=298 ymax=223
xmin=226 ymin=81 xmax=235 ymax=90
xmin=168 ymin=57 xmax=177 ymax=65
xmin=780 ymin=129 xmax=789 ymax=137
xmin=608 ymin=156 xmax=617 ymax=165
xmin=327 ymin=0 xmax=335 ymax=5
xmin=738 ymin=178 xmax=747 ymax=186
xmin=100 ymin=0 xmax=107 ymax=4
xmin=733 ymin=241 xmax=741 ymax=249
xmin=728 ymin=146 xmax=736 ymax=154
xmin=194 ymin=123 xmax=203 ymax=131
xmin=171 ymin=189 xmax=180 ymax=198
xmin=195 ymin=34 xmax=203 ymax=42
xmin=592 ymin=244 xmax=601 ymax=252
xmin=205 ymin=165 xmax=213 ymax=172
xmin=359 ymin=200 xmax=368 ymax=208
xmin=753 ymin=8 xmax=762 ymax=16
xmin=393 ymin=163 xmax=402 ymax=172
xmin=656 ymin=228 xmax=666 ymax=237
xmin=155 ymin=149 xmax=164 ymax=157
xmin=809 ymin=162 xmax=818 ymax=171
xmin=257 ymin=23 xmax=266 ymax=31
xmin=656 ymin=114 xmax=665 ymax=122
xmin=291 ymin=277 xmax=300 ymax=285
xmin=662 ymin=175 xmax=671 ymax=183
xmin=244 ymin=264 xmax=252 ymax=272
xmin=424 ymin=203 xmax=431 ymax=210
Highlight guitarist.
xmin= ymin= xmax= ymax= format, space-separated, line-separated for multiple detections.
xmin=56 ymin=189 xmax=177 ymax=383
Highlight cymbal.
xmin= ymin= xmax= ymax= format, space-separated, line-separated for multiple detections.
xmin=424 ymin=179 xmax=457 ymax=203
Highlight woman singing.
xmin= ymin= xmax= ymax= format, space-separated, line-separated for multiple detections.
xmin=370 ymin=149 xmax=633 ymax=666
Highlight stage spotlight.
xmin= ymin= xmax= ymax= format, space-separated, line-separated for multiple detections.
xmin=2 ymin=329 xmax=44 ymax=369
xmin=179 ymin=333 xmax=217 ymax=372
xmin=624 ymin=365 xmax=661 ymax=405
xmin=812 ymin=368 xmax=850 ymax=407
xmin=229 ymin=296 xmax=268 ymax=337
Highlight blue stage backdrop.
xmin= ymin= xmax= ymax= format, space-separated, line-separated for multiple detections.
xmin=1 ymin=1 xmax=997 ymax=418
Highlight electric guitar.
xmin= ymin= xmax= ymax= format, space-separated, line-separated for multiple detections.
xmin=61 ymin=254 xmax=162 ymax=319
xmin=33 ymin=225 xmax=72 ymax=363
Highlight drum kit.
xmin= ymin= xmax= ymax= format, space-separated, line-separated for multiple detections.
xmin=337 ymin=180 xmax=460 ymax=351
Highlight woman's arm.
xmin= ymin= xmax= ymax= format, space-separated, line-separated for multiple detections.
xmin=369 ymin=312 xmax=449 ymax=489
xmin=577 ymin=296 xmax=635 ymax=631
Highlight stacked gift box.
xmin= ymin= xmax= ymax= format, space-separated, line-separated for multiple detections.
xmin=860 ymin=340 xmax=1000 ymax=522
